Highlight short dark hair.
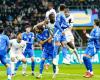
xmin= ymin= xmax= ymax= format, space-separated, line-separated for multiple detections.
xmin=0 ymin=27 xmax=4 ymax=34
xmin=25 ymin=24 xmax=31 ymax=29
xmin=59 ymin=4 xmax=66 ymax=11
xmin=49 ymin=13 xmax=54 ymax=19
xmin=94 ymin=19 xmax=100 ymax=26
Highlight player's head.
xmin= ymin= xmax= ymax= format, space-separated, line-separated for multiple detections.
xmin=65 ymin=8 xmax=70 ymax=17
xmin=48 ymin=2 xmax=53 ymax=10
xmin=35 ymin=26 xmax=44 ymax=34
xmin=59 ymin=4 xmax=66 ymax=12
xmin=16 ymin=32 xmax=22 ymax=41
xmin=25 ymin=25 xmax=32 ymax=33
xmin=94 ymin=19 xmax=100 ymax=27
xmin=49 ymin=13 xmax=55 ymax=23
xmin=0 ymin=27 xmax=4 ymax=34
xmin=4 ymin=27 xmax=12 ymax=37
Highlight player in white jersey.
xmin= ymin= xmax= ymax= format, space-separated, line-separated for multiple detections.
xmin=9 ymin=32 xmax=27 ymax=75
xmin=46 ymin=2 xmax=56 ymax=19
xmin=63 ymin=8 xmax=81 ymax=63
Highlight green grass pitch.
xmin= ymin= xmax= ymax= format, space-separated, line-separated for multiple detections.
xmin=0 ymin=64 xmax=100 ymax=80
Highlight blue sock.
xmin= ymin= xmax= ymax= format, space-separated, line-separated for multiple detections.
xmin=87 ymin=57 xmax=92 ymax=72
xmin=52 ymin=64 xmax=56 ymax=73
xmin=7 ymin=67 xmax=11 ymax=75
xmin=53 ymin=45 xmax=60 ymax=58
xmin=15 ymin=61 xmax=21 ymax=71
xmin=40 ymin=60 xmax=45 ymax=74
xmin=62 ymin=47 xmax=67 ymax=58
xmin=83 ymin=56 xmax=90 ymax=71
xmin=31 ymin=61 xmax=35 ymax=72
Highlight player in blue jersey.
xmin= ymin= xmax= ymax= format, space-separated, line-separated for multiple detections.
xmin=0 ymin=27 xmax=12 ymax=80
xmin=53 ymin=4 xmax=81 ymax=65
xmin=15 ymin=25 xmax=35 ymax=76
xmin=34 ymin=24 xmax=58 ymax=79
xmin=83 ymin=20 xmax=100 ymax=78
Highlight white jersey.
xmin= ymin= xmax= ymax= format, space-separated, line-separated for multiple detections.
xmin=66 ymin=15 xmax=73 ymax=28
xmin=46 ymin=8 xmax=56 ymax=19
xmin=64 ymin=15 xmax=74 ymax=43
xmin=47 ymin=22 xmax=54 ymax=35
xmin=10 ymin=39 xmax=26 ymax=55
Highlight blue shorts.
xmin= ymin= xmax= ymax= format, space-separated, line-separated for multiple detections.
xmin=0 ymin=55 xmax=7 ymax=65
xmin=85 ymin=47 xmax=96 ymax=57
xmin=23 ymin=49 xmax=34 ymax=58
xmin=54 ymin=30 xmax=66 ymax=42
xmin=41 ymin=50 xmax=53 ymax=60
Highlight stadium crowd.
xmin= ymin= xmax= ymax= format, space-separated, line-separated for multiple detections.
xmin=0 ymin=0 xmax=99 ymax=33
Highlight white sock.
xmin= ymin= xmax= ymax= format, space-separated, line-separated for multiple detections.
xmin=11 ymin=62 xmax=15 ymax=74
xmin=8 ymin=75 xmax=11 ymax=80
xmin=22 ymin=63 xmax=27 ymax=74
xmin=90 ymin=71 xmax=93 ymax=74
xmin=87 ymin=70 xmax=90 ymax=72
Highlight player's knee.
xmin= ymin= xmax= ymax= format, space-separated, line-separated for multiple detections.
xmin=55 ymin=42 xmax=61 ymax=46
xmin=11 ymin=57 xmax=15 ymax=62
xmin=83 ymin=55 xmax=91 ymax=61
xmin=31 ymin=57 xmax=34 ymax=62
xmin=5 ymin=63 xmax=10 ymax=68
xmin=22 ymin=59 xmax=27 ymax=64
xmin=83 ymin=54 xmax=91 ymax=58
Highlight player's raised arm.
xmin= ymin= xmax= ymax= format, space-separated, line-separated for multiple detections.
xmin=33 ymin=19 xmax=48 ymax=29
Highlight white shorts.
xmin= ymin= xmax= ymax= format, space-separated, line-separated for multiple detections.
xmin=10 ymin=51 xmax=25 ymax=61
xmin=64 ymin=28 xmax=74 ymax=43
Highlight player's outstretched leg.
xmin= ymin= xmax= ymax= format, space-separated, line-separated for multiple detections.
xmin=36 ymin=59 xmax=45 ymax=79
xmin=62 ymin=47 xmax=70 ymax=64
xmin=83 ymin=54 xmax=93 ymax=78
xmin=53 ymin=42 xmax=60 ymax=65
xmin=21 ymin=58 xmax=27 ymax=76
xmin=11 ymin=61 xmax=15 ymax=76
xmin=67 ymin=42 xmax=82 ymax=64
xmin=1 ymin=56 xmax=12 ymax=80
xmin=52 ymin=64 xmax=59 ymax=79
xmin=15 ymin=61 xmax=21 ymax=74
xmin=31 ymin=57 xmax=35 ymax=76
xmin=6 ymin=64 xmax=12 ymax=80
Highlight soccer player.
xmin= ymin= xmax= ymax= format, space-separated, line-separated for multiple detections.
xmin=63 ymin=8 xmax=81 ymax=64
xmin=9 ymin=32 xmax=27 ymax=75
xmin=46 ymin=2 xmax=56 ymax=19
xmin=0 ymin=27 xmax=12 ymax=80
xmin=47 ymin=13 xmax=71 ymax=64
xmin=83 ymin=20 xmax=100 ymax=78
xmin=34 ymin=25 xmax=58 ymax=79
xmin=15 ymin=25 xmax=35 ymax=76
xmin=53 ymin=4 xmax=70 ymax=65
xmin=22 ymin=25 xmax=35 ymax=75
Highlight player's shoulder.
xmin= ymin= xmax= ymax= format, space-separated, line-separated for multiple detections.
xmin=29 ymin=32 xmax=34 ymax=36
xmin=22 ymin=32 xmax=26 ymax=35
xmin=21 ymin=40 xmax=26 ymax=44
xmin=2 ymin=35 xmax=9 ymax=39
xmin=10 ymin=39 xmax=16 ymax=42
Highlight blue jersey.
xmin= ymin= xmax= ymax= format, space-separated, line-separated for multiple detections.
xmin=37 ymin=29 xmax=54 ymax=53
xmin=54 ymin=12 xmax=69 ymax=33
xmin=87 ymin=26 xmax=100 ymax=49
xmin=0 ymin=34 xmax=9 ymax=55
xmin=22 ymin=32 xmax=34 ymax=49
